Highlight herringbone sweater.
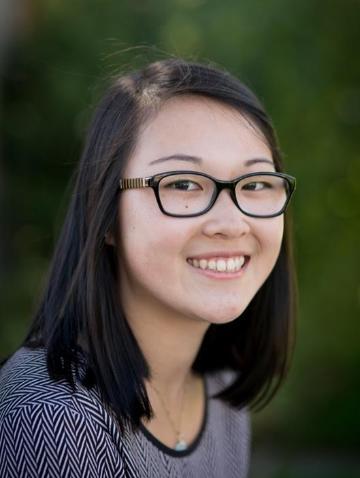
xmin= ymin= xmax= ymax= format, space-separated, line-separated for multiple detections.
xmin=0 ymin=347 xmax=250 ymax=477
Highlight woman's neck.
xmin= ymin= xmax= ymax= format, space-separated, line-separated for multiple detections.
xmin=124 ymin=299 xmax=209 ymax=403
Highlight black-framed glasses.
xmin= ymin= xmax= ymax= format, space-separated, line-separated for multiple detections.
xmin=119 ymin=170 xmax=296 ymax=218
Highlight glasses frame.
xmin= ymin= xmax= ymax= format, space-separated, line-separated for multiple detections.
xmin=119 ymin=170 xmax=296 ymax=218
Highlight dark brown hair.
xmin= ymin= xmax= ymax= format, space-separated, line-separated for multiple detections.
xmin=21 ymin=58 xmax=297 ymax=432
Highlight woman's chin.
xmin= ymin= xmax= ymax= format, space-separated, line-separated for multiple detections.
xmin=195 ymin=303 xmax=247 ymax=325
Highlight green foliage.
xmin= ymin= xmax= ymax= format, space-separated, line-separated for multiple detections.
xmin=1 ymin=0 xmax=359 ymax=462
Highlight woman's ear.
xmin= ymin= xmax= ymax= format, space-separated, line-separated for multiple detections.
xmin=104 ymin=231 xmax=116 ymax=246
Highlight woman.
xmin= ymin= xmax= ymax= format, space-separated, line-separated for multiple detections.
xmin=0 ymin=58 xmax=297 ymax=477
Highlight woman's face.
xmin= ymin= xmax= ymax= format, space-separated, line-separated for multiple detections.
xmin=116 ymin=96 xmax=284 ymax=325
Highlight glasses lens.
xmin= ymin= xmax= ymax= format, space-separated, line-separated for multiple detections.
xmin=159 ymin=173 xmax=215 ymax=216
xmin=236 ymin=174 xmax=289 ymax=216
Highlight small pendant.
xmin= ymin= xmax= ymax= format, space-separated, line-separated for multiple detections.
xmin=175 ymin=439 xmax=187 ymax=451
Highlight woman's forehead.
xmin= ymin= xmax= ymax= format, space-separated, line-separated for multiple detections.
xmin=126 ymin=96 xmax=273 ymax=174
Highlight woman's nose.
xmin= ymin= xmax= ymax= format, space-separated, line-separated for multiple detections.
xmin=201 ymin=189 xmax=251 ymax=238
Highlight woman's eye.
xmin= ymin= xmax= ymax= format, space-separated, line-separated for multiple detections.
xmin=165 ymin=180 xmax=202 ymax=191
xmin=243 ymin=181 xmax=272 ymax=191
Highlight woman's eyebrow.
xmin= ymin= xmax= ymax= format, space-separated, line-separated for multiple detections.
xmin=148 ymin=154 xmax=274 ymax=167
xmin=244 ymin=158 xmax=275 ymax=167
xmin=148 ymin=154 xmax=202 ymax=165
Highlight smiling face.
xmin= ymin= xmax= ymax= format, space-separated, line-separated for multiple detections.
xmin=115 ymin=96 xmax=284 ymax=327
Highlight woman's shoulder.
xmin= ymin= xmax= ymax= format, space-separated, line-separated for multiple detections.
xmin=0 ymin=347 xmax=126 ymax=441
xmin=0 ymin=347 xmax=77 ymax=420
xmin=0 ymin=348 xmax=127 ymax=477
xmin=0 ymin=346 xmax=110 ymax=428
xmin=0 ymin=346 xmax=126 ymax=447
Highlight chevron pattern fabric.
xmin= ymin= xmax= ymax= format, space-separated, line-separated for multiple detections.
xmin=0 ymin=348 xmax=250 ymax=477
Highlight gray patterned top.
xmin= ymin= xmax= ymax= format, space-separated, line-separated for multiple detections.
xmin=0 ymin=347 xmax=250 ymax=477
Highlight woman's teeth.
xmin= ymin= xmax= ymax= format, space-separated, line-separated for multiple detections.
xmin=187 ymin=256 xmax=246 ymax=273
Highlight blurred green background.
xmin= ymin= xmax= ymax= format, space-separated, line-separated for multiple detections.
xmin=1 ymin=0 xmax=359 ymax=476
